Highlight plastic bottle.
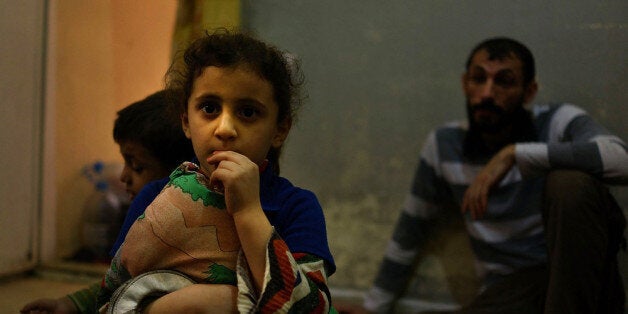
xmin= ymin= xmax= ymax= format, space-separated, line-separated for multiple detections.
xmin=78 ymin=161 xmax=129 ymax=262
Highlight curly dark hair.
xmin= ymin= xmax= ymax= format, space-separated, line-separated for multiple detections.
xmin=113 ymin=89 xmax=194 ymax=170
xmin=166 ymin=29 xmax=304 ymax=174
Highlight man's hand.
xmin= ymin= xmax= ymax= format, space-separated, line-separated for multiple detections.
xmin=462 ymin=144 xmax=516 ymax=219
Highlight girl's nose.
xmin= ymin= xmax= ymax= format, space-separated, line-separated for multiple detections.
xmin=214 ymin=113 xmax=237 ymax=141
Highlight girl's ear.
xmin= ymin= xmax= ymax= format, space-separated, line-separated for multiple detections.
xmin=181 ymin=113 xmax=192 ymax=139
xmin=272 ymin=118 xmax=292 ymax=148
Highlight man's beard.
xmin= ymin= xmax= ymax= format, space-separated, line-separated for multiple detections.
xmin=463 ymin=98 xmax=537 ymax=159
xmin=467 ymin=99 xmax=516 ymax=134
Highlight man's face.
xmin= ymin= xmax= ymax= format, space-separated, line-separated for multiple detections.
xmin=462 ymin=49 xmax=536 ymax=133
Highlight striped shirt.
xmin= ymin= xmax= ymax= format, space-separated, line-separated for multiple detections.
xmin=364 ymin=103 xmax=628 ymax=312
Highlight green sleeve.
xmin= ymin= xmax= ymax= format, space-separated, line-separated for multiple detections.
xmin=67 ymin=282 xmax=100 ymax=314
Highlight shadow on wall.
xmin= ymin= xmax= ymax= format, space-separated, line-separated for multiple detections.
xmin=403 ymin=206 xmax=481 ymax=307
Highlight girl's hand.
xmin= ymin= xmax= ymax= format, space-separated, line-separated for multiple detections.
xmin=207 ymin=151 xmax=261 ymax=216
xmin=207 ymin=151 xmax=273 ymax=292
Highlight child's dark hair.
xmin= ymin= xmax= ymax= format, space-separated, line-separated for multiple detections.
xmin=166 ymin=29 xmax=303 ymax=174
xmin=113 ymin=89 xmax=194 ymax=170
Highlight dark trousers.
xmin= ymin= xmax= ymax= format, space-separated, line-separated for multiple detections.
xmin=430 ymin=170 xmax=626 ymax=314
xmin=542 ymin=170 xmax=625 ymax=314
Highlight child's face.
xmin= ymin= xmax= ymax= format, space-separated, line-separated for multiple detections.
xmin=118 ymin=141 xmax=172 ymax=199
xmin=182 ymin=65 xmax=290 ymax=176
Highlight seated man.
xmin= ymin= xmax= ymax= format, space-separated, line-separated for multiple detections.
xmin=364 ymin=37 xmax=627 ymax=314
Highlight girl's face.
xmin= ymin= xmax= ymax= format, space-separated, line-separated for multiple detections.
xmin=118 ymin=141 xmax=172 ymax=199
xmin=182 ymin=65 xmax=290 ymax=175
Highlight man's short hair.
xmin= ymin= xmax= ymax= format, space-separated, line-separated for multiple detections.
xmin=465 ymin=37 xmax=536 ymax=86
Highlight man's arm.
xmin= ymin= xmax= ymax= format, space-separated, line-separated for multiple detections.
xmin=517 ymin=104 xmax=628 ymax=183
xmin=462 ymin=145 xmax=515 ymax=219
xmin=464 ymin=104 xmax=628 ymax=219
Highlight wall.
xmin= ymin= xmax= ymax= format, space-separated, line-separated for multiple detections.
xmin=50 ymin=0 xmax=176 ymax=259
xmin=0 ymin=0 xmax=46 ymax=275
xmin=242 ymin=0 xmax=628 ymax=303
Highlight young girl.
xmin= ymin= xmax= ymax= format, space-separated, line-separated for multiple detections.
xmin=98 ymin=30 xmax=336 ymax=313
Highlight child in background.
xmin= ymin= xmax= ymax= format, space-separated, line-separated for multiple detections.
xmin=110 ymin=89 xmax=195 ymax=254
xmin=114 ymin=89 xmax=193 ymax=200
xmin=20 ymin=89 xmax=195 ymax=314
xmin=97 ymin=29 xmax=336 ymax=313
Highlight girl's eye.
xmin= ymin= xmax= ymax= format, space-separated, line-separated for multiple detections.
xmin=200 ymin=102 xmax=220 ymax=115
xmin=239 ymin=106 xmax=260 ymax=120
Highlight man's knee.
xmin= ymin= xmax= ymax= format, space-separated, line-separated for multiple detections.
xmin=544 ymin=170 xmax=602 ymax=202
xmin=543 ymin=170 xmax=626 ymax=254
xmin=542 ymin=170 xmax=613 ymax=229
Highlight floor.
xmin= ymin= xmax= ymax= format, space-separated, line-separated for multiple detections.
xmin=0 ymin=261 xmax=367 ymax=314
xmin=0 ymin=261 xmax=108 ymax=314
xmin=0 ymin=276 xmax=88 ymax=313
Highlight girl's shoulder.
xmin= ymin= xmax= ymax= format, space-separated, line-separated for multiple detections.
xmin=261 ymin=172 xmax=321 ymax=212
xmin=262 ymin=172 xmax=336 ymax=274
